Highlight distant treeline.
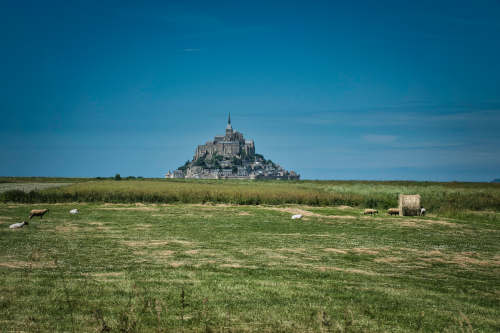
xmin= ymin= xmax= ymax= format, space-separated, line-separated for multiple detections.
xmin=0 ymin=176 xmax=146 ymax=183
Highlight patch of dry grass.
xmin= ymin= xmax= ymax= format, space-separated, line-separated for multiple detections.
xmin=0 ymin=261 xmax=56 ymax=269
xmin=262 ymin=206 xmax=356 ymax=219
xmin=98 ymin=206 xmax=159 ymax=211
xmin=323 ymin=248 xmax=348 ymax=254
xmin=315 ymin=265 xmax=379 ymax=276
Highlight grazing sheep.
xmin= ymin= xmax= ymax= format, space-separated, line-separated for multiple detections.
xmin=387 ymin=208 xmax=400 ymax=216
xmin=9 ymin=221 xmax=28 ymax=229
xmin=69 ymin=209 xmax=79 ymax=214
xmin=29 ymin=209 xmax=49 ymax=220
xmin=291 ymin=214 xmax=303 ymax=220
xmin=420 ymin=207 xmax=426 ymax=216
xmin=363 ymin=209 xmax=378 ymax=215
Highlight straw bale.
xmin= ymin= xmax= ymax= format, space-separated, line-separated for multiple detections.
xmin=398 ymin=194 xmax=421 ymax=216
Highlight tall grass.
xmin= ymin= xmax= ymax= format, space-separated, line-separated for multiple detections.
xmin=1 ymin=179 xmax=499 ymax=213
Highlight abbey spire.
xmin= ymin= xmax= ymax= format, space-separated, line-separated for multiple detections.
xmin=225 ymin=112 xmax=233 ymax=134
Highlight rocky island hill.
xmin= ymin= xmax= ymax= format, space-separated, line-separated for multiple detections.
xmin=166 ymin=115 xmax=299 ymax=180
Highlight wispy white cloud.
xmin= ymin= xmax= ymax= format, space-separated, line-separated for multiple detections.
xmin=389 ymin=141 xmax=465 ymax=149
xmin=292 ymin=107 xmax=500 ymax=128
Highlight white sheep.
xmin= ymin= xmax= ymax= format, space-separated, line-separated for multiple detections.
xmin=387 ymin=208 xmax=399 ymax=216
xmin=69 ymin=209 xmax=79 ymax=214
xmin=9 ymin=221 xmax=28 ymax=229
xmin=291 ymin=214 xmax=303 ymax=220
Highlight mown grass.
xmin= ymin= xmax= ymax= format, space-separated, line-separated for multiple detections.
xmin=1 ymin=179 xmax=499 ymax=217
xmin=0 ymin=202 xmax=498 ymax=332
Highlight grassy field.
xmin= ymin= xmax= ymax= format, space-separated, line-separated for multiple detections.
xmin=0 ymin=201 xmax=499 ymax=332
xmin=1 ymin=179 xmax=500 ymax=216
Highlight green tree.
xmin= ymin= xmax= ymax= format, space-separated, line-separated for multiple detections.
xmin=232 ymin=156 xmax=242 ymax=166
xmin=178 ymin=160 xmax=190 ymax=171
xmin=114 ymin=173 xmax=121 ymax=181
xmin=193 ymin=156 xmax=206 ymax=167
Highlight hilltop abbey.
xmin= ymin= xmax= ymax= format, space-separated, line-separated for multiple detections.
xmin=166 ymin=114 xmax=299 ymax=180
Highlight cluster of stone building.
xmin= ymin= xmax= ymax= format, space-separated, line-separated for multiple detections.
xmin=165 ymin=115 xmax=299 ymax=180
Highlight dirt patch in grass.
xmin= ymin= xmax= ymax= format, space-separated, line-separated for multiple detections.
xmin=191 ymin=203 xmax=233 ymax=209
xmin=395 ymin=218 xmax=459 ymax=228
xmin=98 ymin=207 xmax=159 ymax=211
xmin=123 ymin=240 xmax=170 ymax=247
xmin=262 ymin=207 xmax=356 ymax=219
xmin=169 ymin=261 xmax=187 ymax=268
xmin=185 ymin=250 xmax=199 ymax=255
xmin=323 ymin=248 xmax=348 ymax=254
xmin=55 ymin=225 xmax=80 ymax=233
xmin=194 ymin=260 xmax=218 ymax=267
xmin=408 ymin=218 xmax=458 ymax=227
xmin=55 ymin=224 xmax=84 ymax=233
xmin=220 ymin=263 xmax=258 ymax=269
xmin=352 ymin=248 xmax=380 ymax=255
xmin=399 ymin=221 xmax=419 ymax=227
xmin=265 ymin=251 xmax=287 ymax=260
xmin=0 ymin=261 xmax=56 ymax=269
xmin=337 ymin=205 xmax=353 ymax=210
xmin=85 ymin=272 xmax=124 ymax=277
xmin=132 ymin=250 xmax=148 ymax=257
xmin=278 ymin=248 xmax=306 ymax=254
xmin=315 ymin=265 xmax=378 ymax=276
xmin=399 ymin=248 xmax=500 ymax=267
xmin=87 ymin=221 xmax=104 ymax=226
xmin=238 ymin=211 xmax=251 ymax=216
xmin=135 ymin=223 xmax=152 ymax=230
xmin=171 ymin=239 xmax=195 ymax=246
xmin=262 ymin=233 xmax=330 ymax=238
xmin=258 ymin=233 xmax=330 ymax=239
xmin=83 ymin=271 xmax=125 ymax=282
xmin=440 ymin=254 xmax=499 ymax=267
xmin=123 ymin=239 xmax=194 ymax=247
xmin=81 ymin=222 xmax=112 ymax=231
xmin=157 ymin=250 xmax=175 ymax=256
xmin=374 ymin=256 xmax=404 ymax=263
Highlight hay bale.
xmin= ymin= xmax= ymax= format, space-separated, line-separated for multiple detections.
xmin=398 ymin=194 xmax=421 ymax=216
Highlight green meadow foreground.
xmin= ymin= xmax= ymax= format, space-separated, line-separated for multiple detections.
xmin=0 ymin=201 xmax=499 ymax=332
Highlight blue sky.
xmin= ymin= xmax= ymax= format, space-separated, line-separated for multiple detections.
xmin=1 ymin=0 xmax=499 ymax=181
